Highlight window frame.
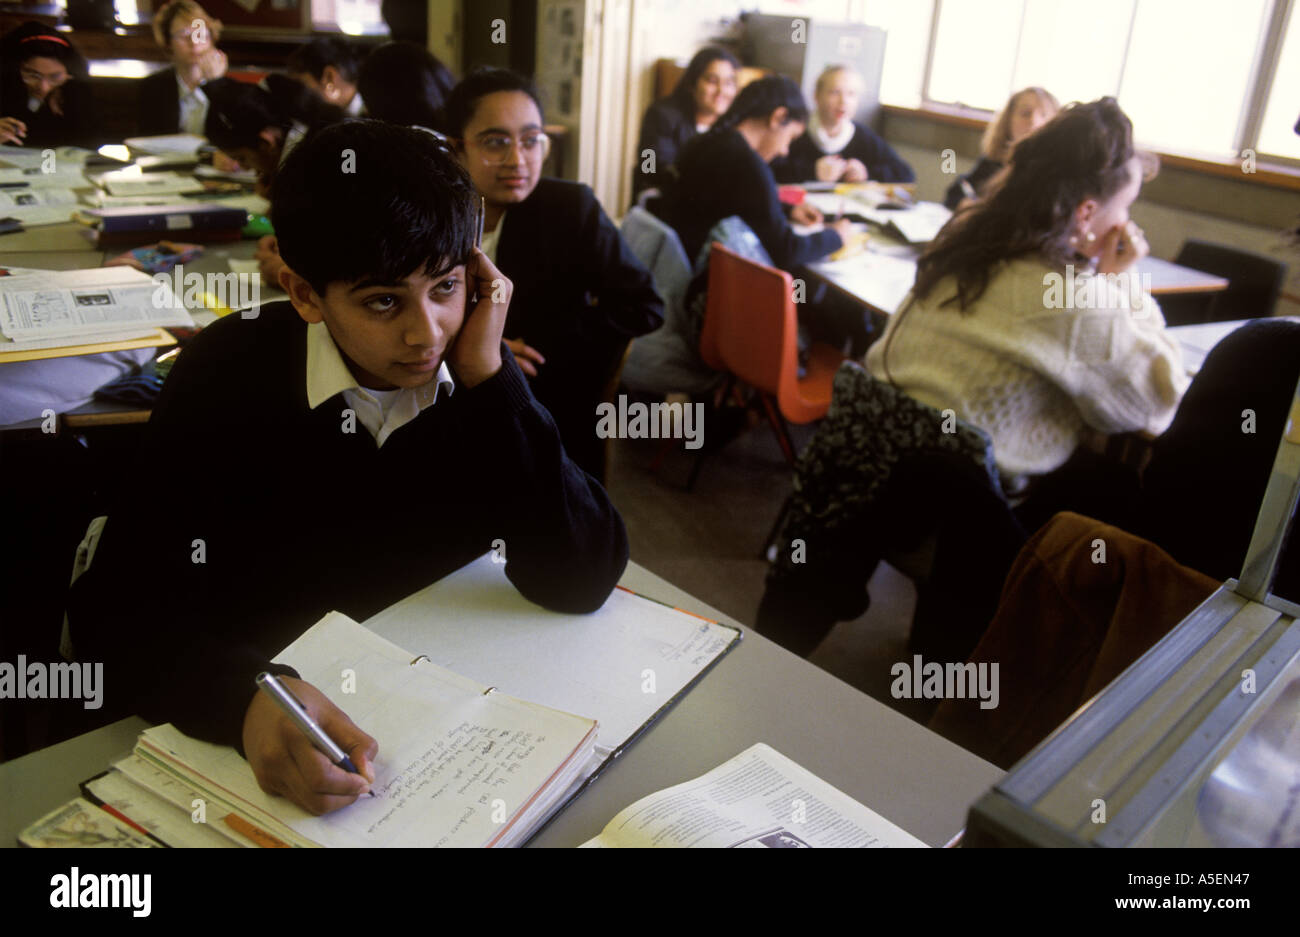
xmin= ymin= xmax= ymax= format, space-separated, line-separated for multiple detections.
xmin=897 ymin=0 xmax=1300 ymax=179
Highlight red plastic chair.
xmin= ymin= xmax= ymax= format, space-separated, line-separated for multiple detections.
xmin=691 ymin=242 xmax=846 ymax=485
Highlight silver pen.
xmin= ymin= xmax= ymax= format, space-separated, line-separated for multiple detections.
xmin=255 ymin=672 xmax=374 ymax=795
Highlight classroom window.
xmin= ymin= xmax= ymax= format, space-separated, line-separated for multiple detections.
xmin=1257 ymin=2 xmax=1300 ymax=160
xmin=866 ymin=0 xmax=935 ymax=109
xmin=879 ymin=0 xmax=1291 ymax=166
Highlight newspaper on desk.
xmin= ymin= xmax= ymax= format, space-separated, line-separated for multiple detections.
xmin=0 ymin=186 xmax=78 ymax=226
xmin=0 ymin=266 xmax=193 ymax=349
xmin=582 ymin=743 xmax=927 ymax=848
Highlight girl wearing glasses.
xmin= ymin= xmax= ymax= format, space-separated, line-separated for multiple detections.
xmin=632 ymin=47 xmax=740 ymax=201
xmin=443 ymin=68 xmax=664 ymax=482
xmin=0 ymin=22 xmax=98 ymax=149
xmin=138 ymin=0 xmax=227 ymax=137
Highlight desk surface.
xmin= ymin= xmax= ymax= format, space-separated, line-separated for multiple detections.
xmin=807 ymin=241 xmax=1230 ymax=318
xmin=0 ymin=562 xmax=1003 ymax=848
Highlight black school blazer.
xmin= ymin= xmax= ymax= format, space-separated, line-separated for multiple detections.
xmin=136 ymin=67 xmax=181 ymax=136
xmin=494 ymin=177 xmax=664 ymax=370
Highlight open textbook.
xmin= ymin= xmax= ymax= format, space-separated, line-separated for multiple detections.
xmin=27 ymin=558 xmax=742 ymax=847
xmin=0 ymin=266 xmax=192 ymax=352
xmin=78 ymin=612 xmax=599 ymax=848
xmin=583 ymin=744 xmax=927 ymax=848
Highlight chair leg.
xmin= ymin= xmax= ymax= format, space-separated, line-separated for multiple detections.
xmin=648 ymin=436 xmax=677 ymax=474
xmin=760 ymin=395 xmax=797 ymax=465
xmin=760 ymin=493 xmax=792 ymax=560
xmin=684 ymin=376 xmax=741 ymax=491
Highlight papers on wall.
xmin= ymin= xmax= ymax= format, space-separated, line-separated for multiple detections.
xmin=123 ymin=133 xmax=206 ymax=155
xmin=0 ymin=187 xmax=78 ymax=226
xmin=0 ymin=266 xmax=193 ymax=350
xmin=582 ymin=744 xmax=928 ymax=848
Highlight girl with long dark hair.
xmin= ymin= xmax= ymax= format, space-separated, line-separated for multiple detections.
xmin=631 ymin=47 xmax=740 ymax=199
xmin=867 ymin=97 xmax=1186 ymax=527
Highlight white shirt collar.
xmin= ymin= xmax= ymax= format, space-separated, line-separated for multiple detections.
xmin=305 ymin=321 xmax=453 ymax=446
xmin=810 ymin=114 xmax=855 ymax=155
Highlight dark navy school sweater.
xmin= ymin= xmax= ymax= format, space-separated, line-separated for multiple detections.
xmin=68 ymin=302 xmax=629 ymax=748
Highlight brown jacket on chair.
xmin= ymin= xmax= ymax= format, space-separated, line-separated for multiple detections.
xmin=928 ymin=511 xmax=1219 ymax=769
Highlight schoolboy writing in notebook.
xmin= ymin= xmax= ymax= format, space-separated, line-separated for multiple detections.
xmin=68 ymin=120 xmax=629 ymax=816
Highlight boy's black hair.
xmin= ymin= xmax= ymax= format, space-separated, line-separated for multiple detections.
xmin=442 ymin=67 xmax=544 ymax=138
xmin=357 ymin=41 xmax=456 ymax=130
xmin=715 ymin=75 xmax=808 ymax=131
xmin=203 ymin=74 xmax=343 ymax=154
xmin=270 ymin=119 xmax=478 ymax=297
xmin=287 ymin=36 xmax=361 ymax=85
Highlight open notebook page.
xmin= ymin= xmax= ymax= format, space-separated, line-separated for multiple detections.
xmin=363 ymin=554 xmax=741 ymax=758
xmin=139 ymin=612 xmax=596 ymax=847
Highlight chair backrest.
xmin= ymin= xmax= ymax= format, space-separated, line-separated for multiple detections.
xmin=620 ymin=206 xmax=691 ymax=322
xmin=700 ymin=242 xmax=797 ymax=400
xmin=1174 ymin=239 xmax=1288 ymax=321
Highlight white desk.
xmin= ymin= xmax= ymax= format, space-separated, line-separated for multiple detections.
xmin=805 ymin=238 xmax=1229 ymax=319
xmin=0 ymin=561 xmax=1004 ymax=848
xmin=1169 ymin=317 xmax=1299 ymax=375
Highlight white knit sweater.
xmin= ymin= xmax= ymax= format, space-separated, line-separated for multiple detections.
xmin=864 ymin=257 xmax=1189 ymax=477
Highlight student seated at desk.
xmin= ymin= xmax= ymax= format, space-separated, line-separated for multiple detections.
xmin=866 ymin=98 xmax=1186 ymax=531
xmin=202 ymin=76 xmax=344 ymax=300
xmin=442 ymin=68 xmax=663 ymax=482
xmin=772 ymin=65 xmax=914 ymax=185
xmin=0 ymin=22 xmax=99 ymax=149
xmin=287 ymin=37 xmax=364 ymax=117
xmin=137 ymin=0 xmax=228 ymax=137
xmin=631 ymin=47 xmax=739 ymax=201
xmin=357 ymin=40 xmax=456 ymax=131
xmin=659 ymin=75 xmax=853 ymax=269
xmin=67 ymin=120 xmax=629 ymax=815
xmin=943 ymin=86 xmax=1058 ymax=211
xmin=202 ymin=74 xmax=344 ymax=194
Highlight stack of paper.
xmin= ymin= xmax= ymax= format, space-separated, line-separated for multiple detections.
xmin=123 ymin=134 xmax=206 ymax=156
xmin=78 ymin=612 xmax=601 ymax=848
xmin=0 ymin=187 xmax=78 ymax=226
xmin=583 ymin=744 xmax=927 ymax=848
xmin=0 ymin=266 xmax=193 ymax=353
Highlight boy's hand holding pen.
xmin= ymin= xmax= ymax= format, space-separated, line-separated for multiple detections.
xmin=243 ymin=673 xmax=378 ymax=816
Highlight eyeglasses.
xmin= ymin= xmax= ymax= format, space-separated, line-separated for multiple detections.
xmin=20 ymin=67 xmax=69 ymax=89
xmin=466 ymin=132 xmax=551 ymax=165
